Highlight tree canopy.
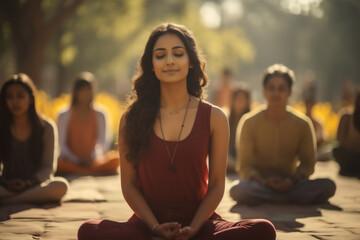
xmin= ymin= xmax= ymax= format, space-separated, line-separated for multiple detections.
xmin=0 ymin=0 xmax=359 ymax=103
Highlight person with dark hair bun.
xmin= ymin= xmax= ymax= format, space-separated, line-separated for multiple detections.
xmin=56 ymin=72 xmax=119 ymax=175
xmin=78 ymin=23 xmax=276 ymax=240
xmin=230 ymin=64 xmax=336 ymax=205
xmin=0 ymin=73 xmax=68 ymax=204
xmin=333 ymin=88 xmax=360 ymax=177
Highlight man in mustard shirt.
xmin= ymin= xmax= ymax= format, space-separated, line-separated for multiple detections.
xmin=230 ymin=64 xmax=336 ymax=205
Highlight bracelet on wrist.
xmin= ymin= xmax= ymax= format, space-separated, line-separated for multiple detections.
xmin=152 ymin=223 xmax=160 ymax=235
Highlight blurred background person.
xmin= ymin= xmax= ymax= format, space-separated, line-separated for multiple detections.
xmin=0 ymin=73 xmax=68 ymax=204
xmin=338 ymin=80 xmax=354 ymax=111
xmin=212 ymin=68 xmax=235 ymax=115
xmin=230 ymin=64 xmax=336 ymax=205
xmin=333 ymin=88 xmax=360 ymax=177
xmin=302 ymin=81 xmax=331 ymax=162
xmin=56 ymin=72 xmax=119 ymax=175
xmin=227 ymin=84 xmax=251 ymax=172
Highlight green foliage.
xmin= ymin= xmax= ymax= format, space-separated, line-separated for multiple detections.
xmin=1 ymin=0 xmax=358 ymax=103
xmin=47 ymin=0 xmax=255 ymax=96
xmin=171 ymin=3 xmax=255 ymax=78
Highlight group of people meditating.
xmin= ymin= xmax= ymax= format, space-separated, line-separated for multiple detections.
xmin=0 ymin=22 xmax=358 ymax=239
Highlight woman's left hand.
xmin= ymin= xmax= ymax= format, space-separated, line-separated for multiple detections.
xmin=175 ymin=226 xmax=198 ymax=240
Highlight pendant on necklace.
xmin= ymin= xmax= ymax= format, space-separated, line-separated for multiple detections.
xmin=170 ymin=163 xmax=176 ymax=172
xmin=169 ymin=111 xmax=178 ymax=115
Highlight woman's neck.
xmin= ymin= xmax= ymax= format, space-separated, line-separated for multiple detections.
xmin=73 ymin=103 xmax=92 ymax=112
xmin=12 ymin=114 xmax=32 ymax=141
xmin=160 ymin=81 xmax=189 ymax=110
xmin=13 ymin=114 xmax=30 ymax=127
xmin=265 ymin=105 xmax=288 ymax=123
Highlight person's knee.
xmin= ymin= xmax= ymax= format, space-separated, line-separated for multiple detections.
xmin=47 ymin=179 xmax=69 ymax=201
xmin=230 ymin=180 xmax=255 ymax=203
xmin=229 ymin=182 xmax=242 ymax=201
xmin=78 ymin=221 xmax=96 ymax=240
xmin=323 ymin=179 xmax=336 ymax=199
xmin=252 ymin=219 xmax=276 ymax=240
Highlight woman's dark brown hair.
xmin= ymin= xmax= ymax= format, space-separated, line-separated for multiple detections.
xmin=123 ymin=23 xmax=208 ymax=166
xmin=71 ymin=72 xmax=95 ymax=106
xmin=0 ymin=73 xmax=44 ymax=167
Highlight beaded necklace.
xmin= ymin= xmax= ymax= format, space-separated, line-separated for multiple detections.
xmin=159 ymin=96 xmax=191 ymax=172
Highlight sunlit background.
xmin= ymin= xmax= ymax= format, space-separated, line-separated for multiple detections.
xmin=1 ymin=0 xmax=359 ymax=140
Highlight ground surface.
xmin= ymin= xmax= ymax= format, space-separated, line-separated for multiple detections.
xmin=0 ymin=161 xmax=359 ymax=240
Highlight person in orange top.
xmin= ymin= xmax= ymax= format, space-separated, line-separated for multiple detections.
xmin=56 ymin=72 xmax=119 ymax=175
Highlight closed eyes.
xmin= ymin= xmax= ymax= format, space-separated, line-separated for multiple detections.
xmin=154 ymin=53 xmax=184 ymax=59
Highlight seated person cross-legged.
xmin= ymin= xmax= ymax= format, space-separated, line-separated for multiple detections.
xmin=77 ymin=23 xmax=276 ymax=240
xmin=230 ymin=64 xmax=336 ymax=205
xmin=0 ymin=74 xmax=68 ymax=205
xmin=56 ymin=72 xmax=119 ymax=175
xmin=333 ymin=88 xmax=360 ymax=177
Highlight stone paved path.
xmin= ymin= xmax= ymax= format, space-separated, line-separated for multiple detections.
xmin=1 ymin=161 xmax=359 ymax=240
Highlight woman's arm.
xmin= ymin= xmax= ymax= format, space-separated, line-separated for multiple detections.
xmin=236 ymin=116 xmax=259 ymax=179
xmin=93 ymin=108 xmax=112 ymax=159
xmin=296 ymin=119 xmax=316 ymax=180
xmin=57 ymin=109 xmax=80 ymax=163
xmin=35 ymin=119 xmax=57 ymax=183
xmin=118 ymin=115 xmax=180 ymax=239
xmin=181 ymin=106 xmax=229 ymax=239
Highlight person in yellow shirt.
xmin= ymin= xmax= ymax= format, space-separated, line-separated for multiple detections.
xmin=230 ymin=64 xmax=336 ymax=205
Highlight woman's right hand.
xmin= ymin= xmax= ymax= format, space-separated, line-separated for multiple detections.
xmin=153 ymin=222 xmax=181 ymax=240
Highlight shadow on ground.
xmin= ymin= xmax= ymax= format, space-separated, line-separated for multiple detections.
xmin=0 ymin=203 xmax=60 ymax=222
xmin=230 ymin=201 xmax=342 ymax=232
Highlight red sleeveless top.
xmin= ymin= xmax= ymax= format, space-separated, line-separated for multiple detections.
xmin=131 ymin=101 xmax=221 ymax=225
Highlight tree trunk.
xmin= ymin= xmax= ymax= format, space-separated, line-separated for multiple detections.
xmin=0 ymin=0 xmax=84 ymax=88
xmin=15 ymin=34 xmax=47 ymax=87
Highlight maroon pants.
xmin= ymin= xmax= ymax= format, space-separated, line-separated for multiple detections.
xmin=78 ymin=218 xmax=276 ymax=240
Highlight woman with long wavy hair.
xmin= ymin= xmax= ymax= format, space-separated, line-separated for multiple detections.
xmin=78 ymin=23 xmax=276 ymax=240
xmin=0 ymin=73 xmax=68 ymax=204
